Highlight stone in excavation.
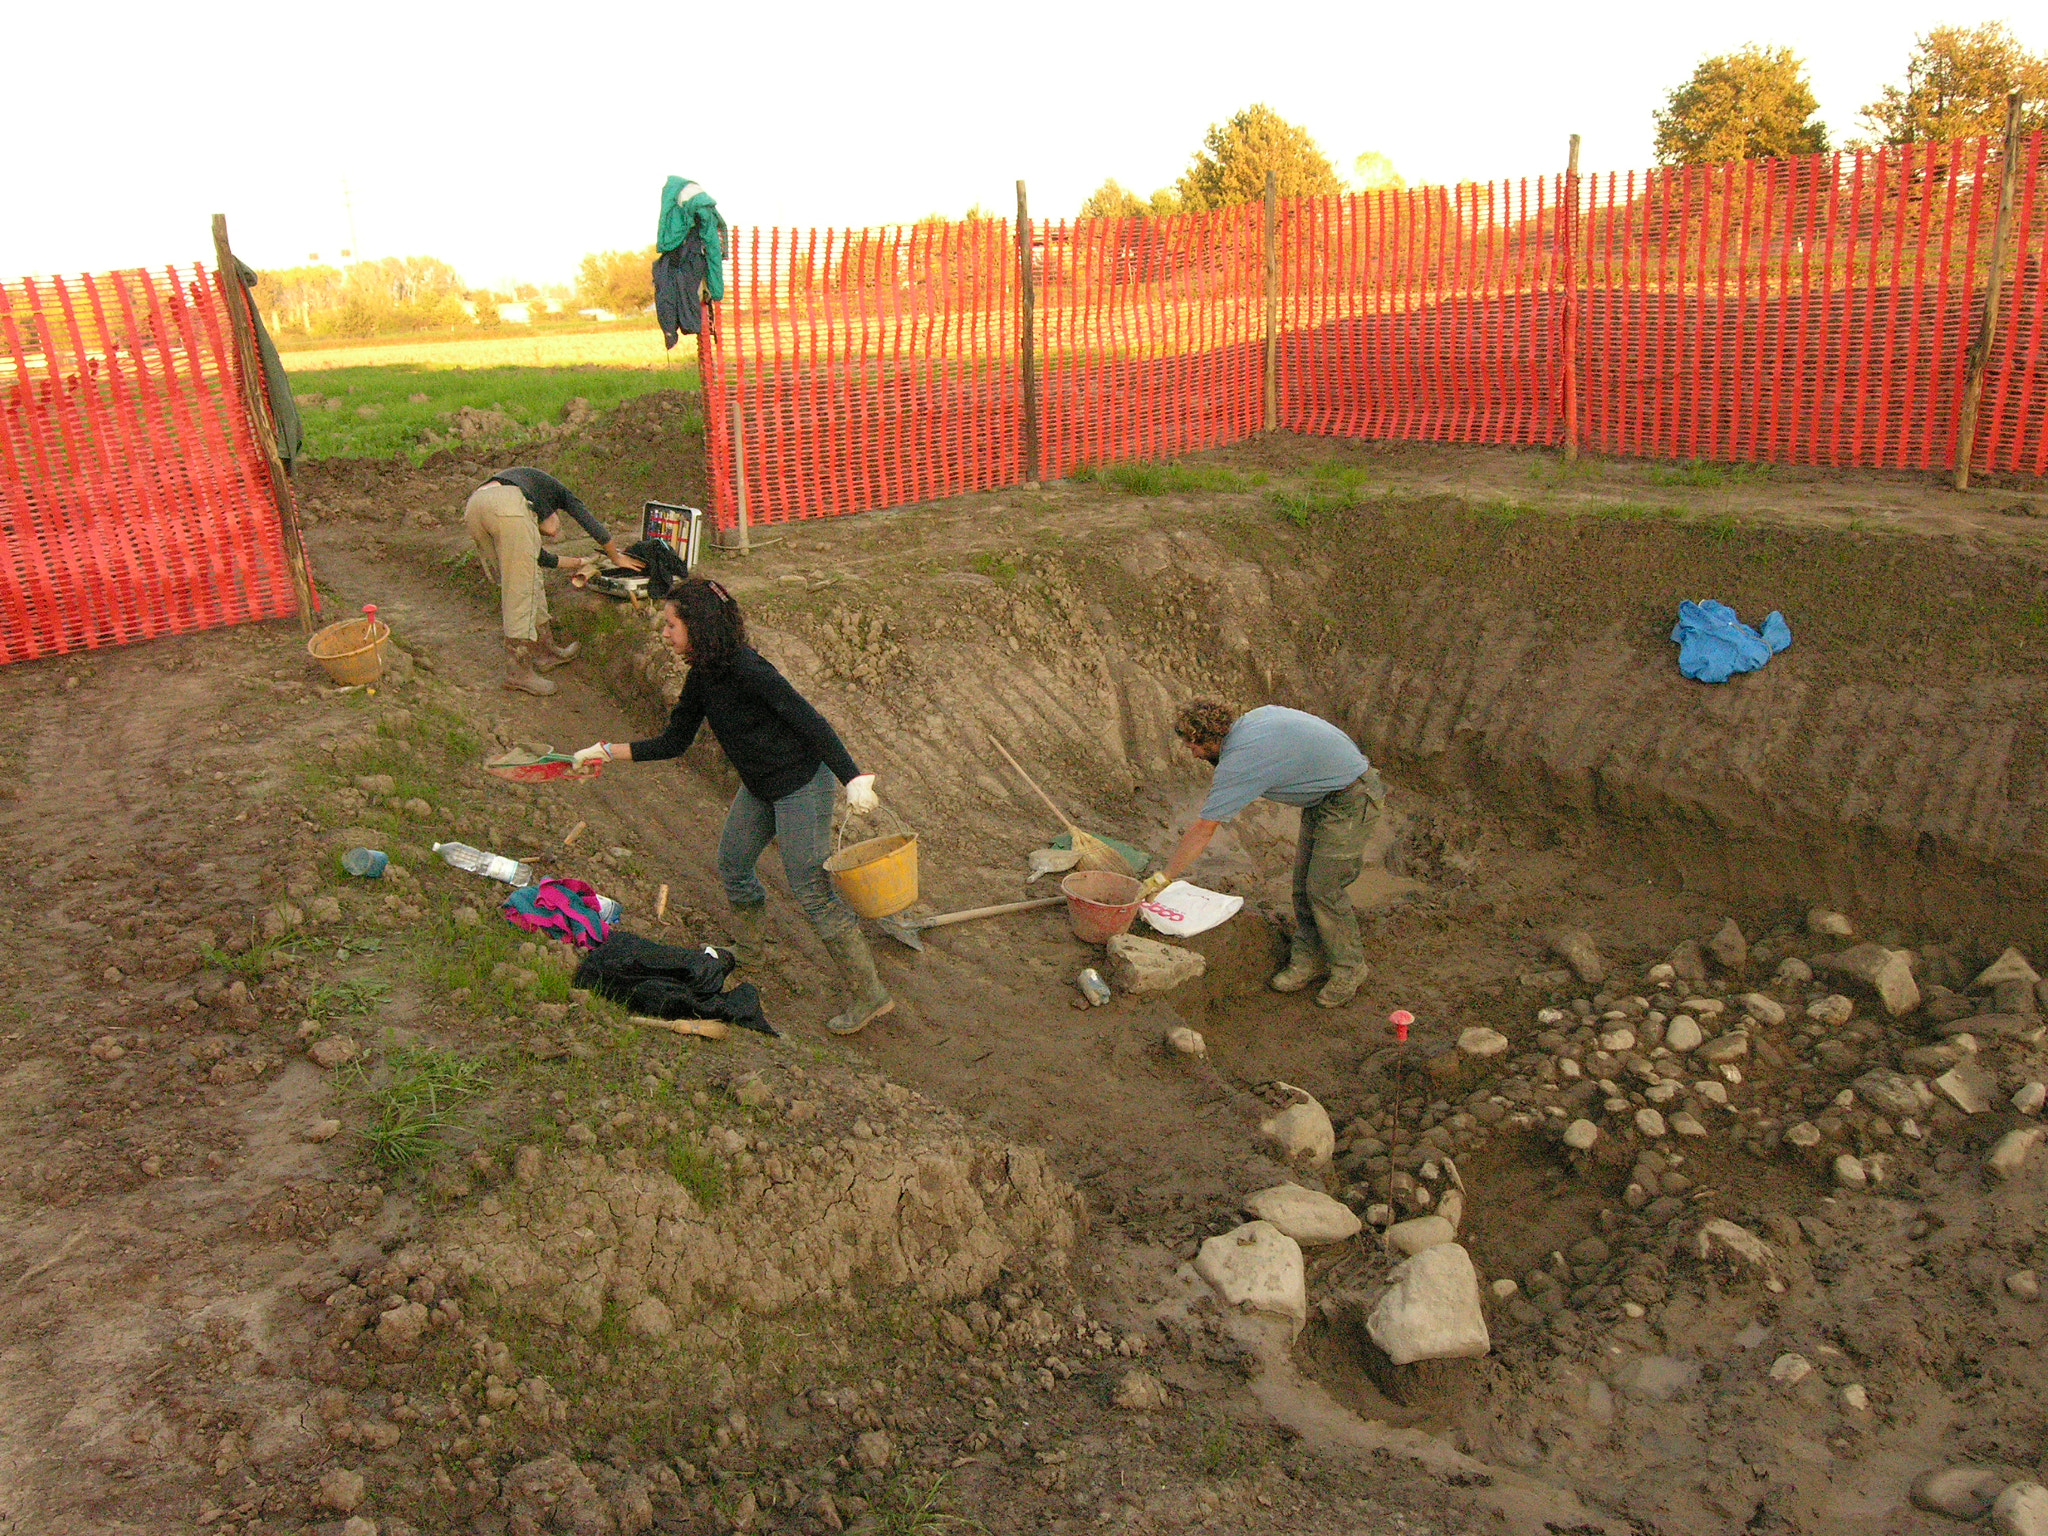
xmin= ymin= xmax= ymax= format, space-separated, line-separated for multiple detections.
xmin=1664 ymin=1015 xmax=1703 ymax=1052
xmin=305 ymin=1118 xmax=343 ymax=1144
xmin=1243 ymin=1183 xmax=1362 ymax=1245
xmin=1807 ymin=908 xmax=1854 ymax=938
xmin=1738 ymin=992 xmax=1787 ymax=1027
xmin=1612 ymin=1355 xmax=1697 ymax=1402
xmin=1106 ymin=933 xmax=1205 ymax=994
xmin=1833 ymin=1154 xmax=1869 ymax=1190
xmin=1699 ymin=1033 xmax=1750 ymax=1064
xmin=1912 ymin=1466 xmax=2011 ymax=1520
xmin=852 ymin=1430 xmax=894 ymax=1471
xmin=1457 ymin=1027 xmax=1510 ymax=1059
xmin=1988 ymin=1128 xmax=2045 ymax=1180
xmin=1709 ymin=918 xmax=1749 ymax=970
xmin=1563 ymin=1119 xmax=1599 ymax=1151
xmin=1993 ymin=979 xmax=2039 ymax=1016
xmin=1785 ymin=1121 xmax=1823 ymax=1148
xmin=1806 ymin=995 xmax=1854 ymax=1027
xmin=1112 ymin=1369 xmax=1168 ymax=1412
xmin=625 ymin=1296 xmax=674 ymax=1339
xmin=1195 ymin=1221 xmax=1307 ymax=1333
xmin=1260 ymin=1092 xmax=1335 ymax=1168
xmin=1974 ymin=948 xmax=2041 ymax=991
xmin=1769 ymin=1352 xmax=1813 ymax=1384
xmin=1694 ymin=1218 xmax=1777 ymax=1275
xmin=1776 ymin=957 xmax=1815 ymax=985
xmin=1994 ymin=1484 xmax=2048 ymax=1536
xmin=1164 ymin=1025 xmax=1207 ymax=1057
xmin=1841 ymin=1384 xmax=1871 ymax=1414
xmin=1853 ymin=1069 xmax=1922 ymax=1119
xmin=1635 ymin=1108 xmax=1668 ymax=1138
xmin=1824 ymin=943 xmax=1921 ymax=1016
xmin=2015 ymin=1082 xmax=2047 ymax=1115
xmin=1670 ymin=1112 xmax=1707 ymax=1137
xmin=1366 ymin=1242 xmax=1490 ymax=1365
xmin=2007 ymin=1270 xmax=2042 ymax=1302
xmin=1667 ymin=939 xmax=1708 ymax=983
xmin=1551 ymin=929 xmax=1606 ymax=985
xmin=1936 ymin=1061 xmax=1997 ymax=1115
xmin=1383 ymin=1216 xmax=1456 ymax=1256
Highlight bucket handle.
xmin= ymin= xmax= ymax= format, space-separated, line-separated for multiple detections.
xmin=834 ymin=796 xmax=914 ymax=854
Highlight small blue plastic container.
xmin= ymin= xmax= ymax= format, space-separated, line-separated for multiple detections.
xmin=341 ymin=847 xmax=389 ymax=878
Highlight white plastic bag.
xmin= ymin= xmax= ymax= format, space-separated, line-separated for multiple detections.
xmin=1139 ymin=881 xmax=1242 ymax=938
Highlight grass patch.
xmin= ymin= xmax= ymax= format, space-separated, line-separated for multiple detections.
xmin=1269 ymin=488 xmax=1357 ymax=528
xmin=1644 ymin=459 xmax=1773 ymax=489
xmin=305 ymin=977 xmax=391 ymax=1022
xmin=284 ymin=363 xmax=698 ymax=462
xmin=663 ymin=1139 xmax=728 ymax=1209
xmin=873 ymin=1475 xmax=985 ymax=1534
xmin=1584 ymin=500 xmax=1684 ymax=522
xmin=971 ymin=551 xmax=1018 ymax=584
xmin=344 ymin=1041 xmax=490 ymax=1171
xmin=1473 ymin=497 xmax=1542 ymax=523
xmin=1076 ymin=460 xmax=1262 ymax=495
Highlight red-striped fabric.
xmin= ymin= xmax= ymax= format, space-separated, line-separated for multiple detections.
xmin=1 ymin=265 xmax=303 ymax=664
xmin=729 ymin=132 xmax=2048 ymax=529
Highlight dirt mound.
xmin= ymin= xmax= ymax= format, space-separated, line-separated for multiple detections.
xmin=442 ymin=1065 xmax=1081 ymax=1332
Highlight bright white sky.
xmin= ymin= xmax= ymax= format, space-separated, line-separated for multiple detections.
xmin=9 ymin=1 xmax=2040 ymax=292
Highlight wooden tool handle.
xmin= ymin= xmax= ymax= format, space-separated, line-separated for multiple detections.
xmin=989 ymin=735 xmax=1081 ymax=836
xmin=923 ymin=895 xmax=1065 ymax=929
xmin=631 ymin=1016 xmax=731 ymax=1040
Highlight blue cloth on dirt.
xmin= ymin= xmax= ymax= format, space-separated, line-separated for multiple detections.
xmin=502 ymin=877 xmax=612 ymax=948
xmin=1672 ymin=600 xmax=1792 ymax=683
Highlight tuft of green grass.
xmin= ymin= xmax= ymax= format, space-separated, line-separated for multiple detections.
xmin=1644 ymin=458 xmax=1773 ymax=489
xmin=305 ymin=978 xmax=391 ymax=1022
xmin=1077 ymin=460 xmax=1259 ymax=495
xmin=283 ymin=364 xmax=698 ymax=462
xmin=1307 ymin=459 xmax=1374 ymax=494
xmin=1585 ymin=500 xmax=1684 ymax=522
xmin=345 ymin=1042 xmax=489 ymax=1171
xmin=970 ymin=551 xmax=1018 ymax=584
xmin=1473 ymin=498 xmax=1541 ymax=523
xmin=663 ymin=1140 xmax=728 ymax=1209
xmin=873 ymin=1475 xmax=986 ymax=1535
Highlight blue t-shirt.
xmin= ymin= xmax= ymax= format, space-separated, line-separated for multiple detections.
xmin=1198 ymin=706 xmax=1373 ymax=821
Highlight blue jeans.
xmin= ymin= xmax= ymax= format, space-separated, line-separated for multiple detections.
xmin=716 ymin=763 xmax=852 ymax=939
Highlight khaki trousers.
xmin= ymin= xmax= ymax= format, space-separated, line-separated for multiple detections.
xmin=1290 ymin=772 xmax=1385 ymax=971
xmin=463 ymin=483 xmax=548 ymax=642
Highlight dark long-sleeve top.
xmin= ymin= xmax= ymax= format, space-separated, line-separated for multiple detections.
xmin=629 ymin=646 xmax=860 ymax=803
xmin=483 ymin=466 xmax=611 ymax=569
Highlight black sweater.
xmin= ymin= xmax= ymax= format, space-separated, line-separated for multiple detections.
xmin=629 ymin=647 xmax=860 ymax=802
xmin=484 ymin=466 xmax=611 ymax=569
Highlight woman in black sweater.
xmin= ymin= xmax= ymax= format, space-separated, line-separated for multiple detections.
xmin=574 ymin=579 xmax=891 ymax=1037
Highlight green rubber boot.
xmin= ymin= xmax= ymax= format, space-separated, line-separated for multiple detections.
xmin=822 ymin=927 xmax=894 ymax=1037
xmin=726 ymin=902 xmax=772 ymax=968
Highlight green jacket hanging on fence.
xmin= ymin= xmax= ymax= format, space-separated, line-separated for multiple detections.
xmin=657 ymin=176 xmax=726 ymax=301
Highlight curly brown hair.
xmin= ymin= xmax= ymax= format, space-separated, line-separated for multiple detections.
xmin=667 ymin=577 xmax=749 ymax=671
xmin=1174 ymin=699 xmax=1237 ymax=750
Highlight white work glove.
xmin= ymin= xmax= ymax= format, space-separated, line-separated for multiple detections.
xmin=845 ymin=774 xmax=879 ymax=814
xmin=570 ymin=743 xmax=612 ymax=770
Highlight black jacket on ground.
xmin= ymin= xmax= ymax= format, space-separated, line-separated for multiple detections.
xmin=573 ymin=931 xmax=773 ymax=1034
xmin=628 ymin=645 xmax=859 ymax=803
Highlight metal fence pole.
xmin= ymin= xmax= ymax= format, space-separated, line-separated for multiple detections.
xmin=1955 ymin=92 xmax=2026 ymax=491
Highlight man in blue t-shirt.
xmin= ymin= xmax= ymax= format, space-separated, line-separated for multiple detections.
xmin=1148 ymin=700 xmax=1387 ymax=1007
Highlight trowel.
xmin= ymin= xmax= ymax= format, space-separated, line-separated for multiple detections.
xmin=875 ymin=896 xmax=1065 ymax=951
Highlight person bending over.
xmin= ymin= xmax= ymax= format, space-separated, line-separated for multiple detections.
xmin=571 ymin=578 xmax=891 ymax=1037
xmin=462 ymin=465 xmax=641 ymax=696
xmin=1150 ymin=699 xmax=1387 ymax=1008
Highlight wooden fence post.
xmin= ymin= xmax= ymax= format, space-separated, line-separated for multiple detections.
xmin=1561 ymin=135 xmax=1581 ymax=463
xmin=1017 ymin=180 xmax=1040 ymax=485
xmin=1264 ymin=170 xmax=1279 ymax=433
xmin=211 ymin=214 xmax=316 ymax=634
xmin=1955 ymin=91 xmax=2026 ymax=492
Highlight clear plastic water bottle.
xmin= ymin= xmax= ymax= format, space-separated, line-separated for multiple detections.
xmin=340 ymin=847 xmax=388 ymax=878
xmin=1077 ymin=968 xmax=1111 ymax=1007
xmin=596 ymin=894 xmax=622 ymax=926
xmin=432 ymin=842 xmax=534 ymax=886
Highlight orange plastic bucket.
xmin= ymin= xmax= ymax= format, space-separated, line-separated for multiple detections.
xmin=1061 ymin=870 xmax=1143 ymax=944
xmin=825 ymin=832 xmax=919 ymax=918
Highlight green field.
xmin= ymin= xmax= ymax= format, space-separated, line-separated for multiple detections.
xmin=285 ymin=362 xmax=699 ymax=461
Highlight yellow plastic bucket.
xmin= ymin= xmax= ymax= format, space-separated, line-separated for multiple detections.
xmin=825 ymin=832 xmax=919 ymax=918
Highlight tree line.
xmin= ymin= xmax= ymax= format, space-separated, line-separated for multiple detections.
xmin=1075 ymin=24 xmax=2046 ymax=225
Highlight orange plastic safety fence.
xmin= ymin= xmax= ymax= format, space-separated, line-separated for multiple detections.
xmin=0 ymin=265 xmax=303 ymax=664
xmin=705 ymin=133 xmax=2045 ymax=530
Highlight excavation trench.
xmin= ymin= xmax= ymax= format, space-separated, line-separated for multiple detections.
xmin=567 ymin=484 xmax=2048 ymax=1535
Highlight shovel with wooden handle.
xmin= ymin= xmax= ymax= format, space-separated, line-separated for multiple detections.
xmin=875 ymin=895 xmax=1065 ymax=951
xmin=631 ymin=1016 xmax=731 ymax=1040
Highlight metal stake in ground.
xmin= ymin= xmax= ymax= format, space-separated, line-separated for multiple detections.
xmin=1385 ymin=1008 xmax=1413 ymax=1218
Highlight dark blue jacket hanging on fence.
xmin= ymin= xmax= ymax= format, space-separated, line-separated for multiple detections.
xmin=654 ymin=241 xmax=710 ymax=346
xmin=1671 ymin=600 xmax=1792 ymax=683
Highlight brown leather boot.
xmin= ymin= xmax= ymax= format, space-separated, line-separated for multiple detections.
xmin=534 ymin=621 xmax=580 ymax=670
xmin=502 ymin=639 xmax=558 ymax=696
